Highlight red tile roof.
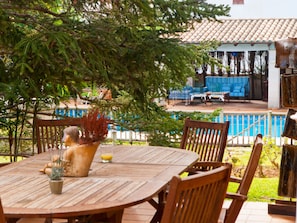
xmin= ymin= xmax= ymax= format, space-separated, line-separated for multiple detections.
xmin=180 ymin=18 xmax=297 ymax=44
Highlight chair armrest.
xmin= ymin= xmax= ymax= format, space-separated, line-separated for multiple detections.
xmin=187 ymin=161 xmax=229 ymax=174
xmin=229 ymin=176 xmax=242 ymax=184
xmin=226 ymin=192 xmax=247 ymax=201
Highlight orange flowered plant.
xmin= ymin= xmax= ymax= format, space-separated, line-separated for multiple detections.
xmin=80 ymin=108 xmax=109 ymax=144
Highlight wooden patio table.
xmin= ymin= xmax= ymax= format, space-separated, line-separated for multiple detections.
xmin=0 ymin=145 xmax=198 ymax=223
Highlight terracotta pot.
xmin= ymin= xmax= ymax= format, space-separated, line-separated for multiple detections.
xmin=49 ymin=179 xmax=63 ymax=194
xmin=63 ymin=141 xmax=100 ymax=177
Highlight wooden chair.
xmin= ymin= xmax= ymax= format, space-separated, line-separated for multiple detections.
xmin=0 ymin=199 xmax=6 ymax=223
xmin=149 ymin=118 xmax=230 ymax=222
xmin=31 ymin=118 xmax=83 ymax=223
xmin=180 ymin=117 xmax=230 ymax=162
xmin=32 ymin=117 xmax=112 ymax=223
xmin=35 ymin=117 xmax=83 ymax=153
xmin=187 ymin=133 xmax=263 ymax=223
xmin=160 ymin=163 xmax=232 ymax=223
xmin=222 ymin=133 xmax=263 ymax=223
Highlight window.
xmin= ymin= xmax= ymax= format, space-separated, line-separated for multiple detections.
xmin=233 ymin=0 xmax=244 ymax=4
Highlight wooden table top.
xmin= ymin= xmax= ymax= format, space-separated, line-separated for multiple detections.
xmin=0 ymin=145 xmax=198 ymax=219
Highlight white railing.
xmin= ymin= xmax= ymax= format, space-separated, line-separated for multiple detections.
xmin=55 ymin=108 xmax=288 ymax=147
xmin=215 ymin=111 xmax=287 ymax=146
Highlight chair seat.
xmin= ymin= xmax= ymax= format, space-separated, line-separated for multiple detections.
xmin=218 ymin=200 xmax=233 ymax=223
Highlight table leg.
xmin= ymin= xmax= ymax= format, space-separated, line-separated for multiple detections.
xmin=6 ymin=218 xmax=19 ymax=223
xmin=106 ymin=210 xmax=123 ymax=223
xmin=205 ymin=94 xmax=211 ymax=104
xmin=67 ymin=217 xmax=76 ymax=223
xmin=150 ymin=190 xmax=165 ymax=223
xmin=86 ymin=210 xmax=124 ymax=223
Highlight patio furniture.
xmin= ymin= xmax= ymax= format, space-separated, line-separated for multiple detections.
xmin=0 ymin=145 xmax=198 ymax=223
xmin=160 ymin=163 xmax=232 ymax=223
xmin=0 ymin=199 xmax=5 ymax=223
xmin=207 ymin=92 xmax=230 ymax=103
xmin=204 ymin=76 xmax=250 ymax=99
xmin=35 ymin=117 xmax=83 ymax=153
xmin=190 ymin=92 xmax=207 ymax=103
xmin=222 ymin=133 xmax=263 ymax=223
xmin=180 ymin=118 xmax=230 ymax=162
xmin=186 ymin=133 xmax=263 ymax=223
xmin=168 ymin=86 xmax=203 ymax=105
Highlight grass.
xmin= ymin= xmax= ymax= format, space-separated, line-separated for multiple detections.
xmin=228 ymin=177 xmax=280 ymax=202
xmin=226 ymin=144 xmax=283 ymax=203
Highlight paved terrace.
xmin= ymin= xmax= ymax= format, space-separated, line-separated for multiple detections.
xmin=61 ymin=98 xmax=288 ymax=114
xmin=165 ymin=99 xmax=288 ymax=113
xmin=122 ymin=201 xmax=295 ymax=223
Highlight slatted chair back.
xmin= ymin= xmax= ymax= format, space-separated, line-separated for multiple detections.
xmin=160 ymin=163 xmax=231 ymax=223
xmin=0 ymin=199 xmax=6 ymax=223
xmin=35 ymin=117 xmax=83 ymax=153
xmin=223 ymin=133 xmax=263 ymax=223
xmin=180 ymin=117 xmax=230 ymax=162
xmin=184 ymin=134 xmax=263 ymax=223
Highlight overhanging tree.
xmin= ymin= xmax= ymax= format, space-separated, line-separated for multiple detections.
xmin=0 ymin=0 xmax=230 ymax=151
xmin=0 ymin=0 xmax=229 ymax=108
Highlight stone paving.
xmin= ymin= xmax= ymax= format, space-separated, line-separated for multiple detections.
xmin=165 ymin=99 xmax=287 ymax=113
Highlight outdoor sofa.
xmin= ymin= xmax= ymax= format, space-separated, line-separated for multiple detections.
xmin=168 ymin=76 xmax=250 ymax=104
xmin=168 ymin=86 xmax=203 ymax=102
xmin=204 ymin=76 xmax=250 ymax=98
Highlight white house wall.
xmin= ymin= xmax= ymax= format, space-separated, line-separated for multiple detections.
xmin=268 ymin=49 xmax=280 ymax=109
xmin=207 ymin=0 xmax=297 ymax=19
xmin=216 ymin=44 xmax=270 ymax=51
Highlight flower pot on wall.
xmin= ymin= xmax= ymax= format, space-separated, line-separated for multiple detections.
xmin=63 ymin=142 xmax=100 ymax=177
xmin=49 ymin=179 xmax=64 ymax=194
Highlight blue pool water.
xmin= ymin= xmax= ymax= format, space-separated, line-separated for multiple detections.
xmin=216 ymin=114 xmax=286 ymax=138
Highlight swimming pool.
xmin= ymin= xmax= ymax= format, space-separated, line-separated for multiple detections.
xmin=218 ymin=113 xmax=286 ymax=138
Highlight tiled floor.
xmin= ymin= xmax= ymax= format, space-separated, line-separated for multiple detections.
xmin=228 ymin=202 xmax=295 ymax=223
xmin=166 ymin=99 xmax=287 ymax=113
xmin=122 ymin=201 xmax=296 ymax=223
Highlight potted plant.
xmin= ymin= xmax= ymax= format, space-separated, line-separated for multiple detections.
xmin=80 ymin=108 xmax=109 ymax=144
xmin=48 ymin=163 xmax=64 ymax=194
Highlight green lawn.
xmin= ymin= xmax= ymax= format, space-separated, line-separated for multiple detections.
xmin=228 ymin=177 xmax=280 ymax=202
